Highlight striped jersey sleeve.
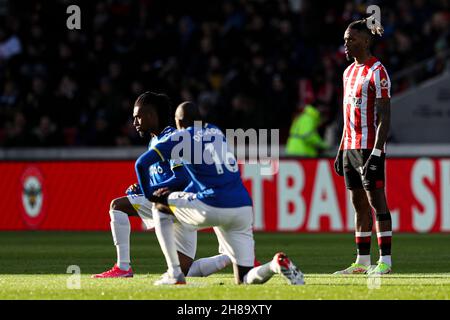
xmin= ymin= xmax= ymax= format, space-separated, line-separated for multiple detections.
xmin=371 ymin=64 xmax=391 ymax=98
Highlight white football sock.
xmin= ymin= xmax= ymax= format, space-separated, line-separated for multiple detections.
xmin=153 ymin=210 xmax=182 ymax=276
xmin=355 ymin=255 xmax=371 ymax=266
xmin=187 ymin=254 xmax=232 ymax=277
xmin=379 ymin=255 xmax=392 ymax=266
xmin=243 ymin=262 xmax=275 ymax=284
xmin=109 ymin=210 xmax=131 ymax=271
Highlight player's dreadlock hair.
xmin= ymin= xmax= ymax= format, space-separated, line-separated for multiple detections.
xmin=348 ymin=16 xmax=384 ymax=38
xmin=135 ymin=91 xmax=173 ymax=126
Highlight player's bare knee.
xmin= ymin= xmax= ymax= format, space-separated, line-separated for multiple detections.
xmin=110 ymin=198 xmax=122 ymax=211
xmin=350 ymin=189 xmax=368 ymax=208
xmin=352 ymin=204 xmax=367 ymax=215
xmin=109 ymin=197 xmax=137 ymax=216
xmin=367 ymin=198 xmax=387 ymax=214
xmin=351 ymin=197 xmax=369 ymax=214
xmin=110 ymin=199 xmax=117 ymax=211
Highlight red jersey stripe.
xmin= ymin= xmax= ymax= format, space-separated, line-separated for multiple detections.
xmin=342 ymin=57 xmax=391 ymax=150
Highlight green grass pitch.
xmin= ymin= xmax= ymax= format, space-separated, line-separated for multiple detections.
xmin=0 ymin=231 xmax=449 ymax=300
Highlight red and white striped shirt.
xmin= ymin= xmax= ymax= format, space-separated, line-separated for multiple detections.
xmin=342 ymin=56 xmax=391 ymax=150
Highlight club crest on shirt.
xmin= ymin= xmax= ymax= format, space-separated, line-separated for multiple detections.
xmin=380 ymin=78 xmax=388 ymax=88
xmin=149 ymin=165 xmax=164 ymax=175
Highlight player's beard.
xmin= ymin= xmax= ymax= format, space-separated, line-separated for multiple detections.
xmin=345 ymin=52 xmax=352 ymax=61
xmin=139 ymin=130 xmax=151 ymax=139
xmin=344 ymin=47 xmax=353 ymax=61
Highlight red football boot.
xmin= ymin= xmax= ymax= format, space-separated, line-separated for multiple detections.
xmin=91 ymin=264 xmax=134 ymax=278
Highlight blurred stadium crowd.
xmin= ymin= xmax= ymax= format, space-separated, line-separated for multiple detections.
xmin=0 ymin=0 xmax=449 ymax=147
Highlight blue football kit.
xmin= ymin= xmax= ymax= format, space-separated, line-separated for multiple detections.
xmin=135 ymin=123 xmax=252 ymax=208
xmin=129 ymin=126 xmax=190 ymax=195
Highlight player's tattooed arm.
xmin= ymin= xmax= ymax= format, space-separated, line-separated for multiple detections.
xmin=373 ymin=98 xmax=390 ymax=151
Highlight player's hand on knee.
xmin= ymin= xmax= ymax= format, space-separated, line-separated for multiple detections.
xmin=334 ymin=150 xmax=344 ymax=176
xmin=153 ymin=187 xmax=171 ymax=197
xmin=149 ymin=188 xmax=171 ymax=207
xmin=125 ymin=183 xmax=142 ymax=195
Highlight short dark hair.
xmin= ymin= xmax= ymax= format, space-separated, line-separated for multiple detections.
xmin=135 ymin=91 xmax=172 ymax=126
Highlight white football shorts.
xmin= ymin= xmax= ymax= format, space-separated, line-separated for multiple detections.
xmin=126 ymin=194 xmax=197 ymax=259
xmin=167 ymin=192 xmax=255 ymax=267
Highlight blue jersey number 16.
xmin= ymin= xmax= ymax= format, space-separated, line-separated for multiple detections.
xmin=205 ymin=143 xmax=239 ymax=175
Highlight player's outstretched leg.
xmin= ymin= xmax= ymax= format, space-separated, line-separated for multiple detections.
xmin=187 ymin=254 xmax=260 ymax=277
xmin=243 ymin=252 xmax=305 ymax=285
xmin=187 ymin=254 xmax=231 ymax=277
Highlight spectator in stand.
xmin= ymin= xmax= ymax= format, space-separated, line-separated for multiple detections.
xmin=32 ymin=116 xmax=62 ymax=147
xmin=0 ymin=26 xmax=22 ymax=61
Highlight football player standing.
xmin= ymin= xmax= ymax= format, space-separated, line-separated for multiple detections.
xmin=334 ymin=17 xmax=393 ymax=275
